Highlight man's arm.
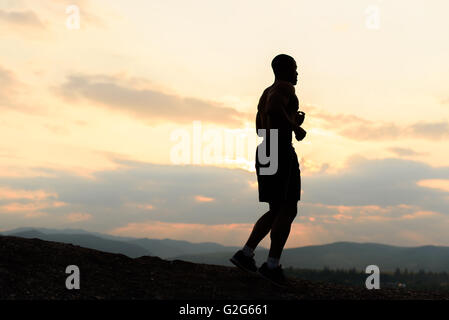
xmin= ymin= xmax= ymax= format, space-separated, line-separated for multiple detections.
xmin=266 ymin=83 xmax=306 ymax=141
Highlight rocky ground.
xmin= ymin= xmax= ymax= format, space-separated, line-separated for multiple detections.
xmin=1 ymin=235 xmax=449 ymax=300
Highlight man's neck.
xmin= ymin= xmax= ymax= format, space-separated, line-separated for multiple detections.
xmin=274 ymin=78 xmax=293 ymax=86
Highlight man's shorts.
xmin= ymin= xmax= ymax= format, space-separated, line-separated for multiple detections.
xmin=255 ymin=143 xmax=301 ymax=203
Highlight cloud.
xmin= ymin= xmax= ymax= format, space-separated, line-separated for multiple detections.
xmin=303 ymin=106 xmax=369 ymax=128
xmin=303 ymin=155 xmax=449 ymax=212
xmin=0 ymin=186 xmax=66 ymax=217
xmin=332 ymin=213 xmax=353 ymax=220
xmin=0 ymin=187 xmax=57 ymax=201
xmin=194 ymin=195 xmax=214 ymax=203
xmin=0 ymin=202 xmax=53 ymax=213
xmin=25 ymin=211 xmax=49 ymax=218
xmin=417 ymin=179 xmax=449 ymax=193
xmin=0 ymin=9 xmax=45 ymax=28
xmin=66 ymin=212 xmax=92 ymax=222
xmin=339 ymin=121 xmax=449 ymax=141
xmin=0 ymin=66 xmax=15 ymax=86
xmin=126 ymin=203 xmax=155 ymax=210
xmin=0 ymin=66 xmax=18 ymax=105
xmin=0 ymin=157 xmax=262 ymax=228
xmin=1 ymin=154 xmax=449 ymax=245
xmin=303 ymin=105 xmax=449 ymax=141
xmin=402 ymin=210 xmax=441 ymax=220
xmin=0 ymin=65 xmax=40 ymax=113
xmin=0 ymin=2 xmax=106 ymax=38
xmin=42 ymin=123 xmax=71 ymax=135
xmin=387 ymin=147 xmax=425 ymax=157
xmin=56 ymin=74 xmax=247 ymax=126
xmin=407 ymin=122 xmax=449 ymax=140
xmin=301 ymin=202 xmax=441 ymax=223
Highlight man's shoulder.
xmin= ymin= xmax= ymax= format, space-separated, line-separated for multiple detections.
xmin=270 ymin=80 xmax=295 ymax=96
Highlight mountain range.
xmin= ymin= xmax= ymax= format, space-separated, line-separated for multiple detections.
xmin=0 ymin=227 xmax=241 ymax=259
xmin=3 ymin=227 xmax=449 ymax=272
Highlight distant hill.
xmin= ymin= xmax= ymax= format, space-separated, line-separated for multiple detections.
xmin=4 ymin=228 xmax=449 ymax=272
xmin=5 ymin=229 xmax=150 ymax=258
xmin=175 ymin=242 xmax=449 ymax=272
xmin=1 ymin=235 xmax=448 ymax=300
xmin=128 ymin=238 xmax=240 ymax=258
xmin=1 ymin=227 xmax=241 ymax=259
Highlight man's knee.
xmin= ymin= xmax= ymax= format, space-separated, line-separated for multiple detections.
xmin=269 ymin=201 xmax=297 ymax=222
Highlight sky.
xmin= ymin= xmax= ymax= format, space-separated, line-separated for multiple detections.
xmin=1 ymin=0 xmax=449 ymax=248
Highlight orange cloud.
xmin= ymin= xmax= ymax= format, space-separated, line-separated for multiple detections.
xmin=248 ymin=180 xmax=258 ymax=189
xmin=0 ymin=187 xmax=57 ymax=201
xmin=0 ymin=186 xmax=65 ymax=218
xmin=332 ymin=214 xmax=353 ymax=221
xmin=0 ymin=202 xmax=47 ymax=213
xmin=306 ymin=202 xmax=391 ymax=216
xmin=0 ymin=200 xmax=66 ymax=213
xmin=300 ymin=157 xmax=331 ymax=175
xmin=136 ymin=204 xmax=154 ymax=210
xmin=302 ymin=202 xmax=443 ymax=224
xmin=355 ymin=215 xmax=393 ymax=222
xmin=402 ymin=210 xmax=441 ymax=220
xmin=66 ymin=212 xmax=92 ymax=222
xmin=125 ymin=202 xmax=155 ymax=210
xmin=417 ymin=179 xmax=449 ymax=193
xmin=194 ymin=195 xmax=214 ymax=203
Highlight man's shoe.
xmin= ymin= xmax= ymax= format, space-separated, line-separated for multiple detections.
xmin=230 ymin=250 xmax=257 ymax=273
xmin=258 ymin=262 xmax=288 ymax=287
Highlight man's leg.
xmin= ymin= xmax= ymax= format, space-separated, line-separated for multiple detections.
xmin=267 ymin=201 xmax=297 ymax=263
xmin=230 ymin=203 xmax=280 ymax=272
xmin=243 ymin=202 xmax=280 ymax=251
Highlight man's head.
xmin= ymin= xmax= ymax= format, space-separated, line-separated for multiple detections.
xmin=271 ymin=54 xmax=298 ymax=85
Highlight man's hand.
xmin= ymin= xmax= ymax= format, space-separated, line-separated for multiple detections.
xmin=295 ymin=111 xmax=305 ymax=126
xmin=294 ymin=126 xmax=307 ymax=141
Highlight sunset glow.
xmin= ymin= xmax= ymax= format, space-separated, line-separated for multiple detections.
xmin=1 ymin=0 xmax=449 ymax=247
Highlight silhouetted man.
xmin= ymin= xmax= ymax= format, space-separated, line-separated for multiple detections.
xmin=231 ymin=54 xmax=306 ymax=287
